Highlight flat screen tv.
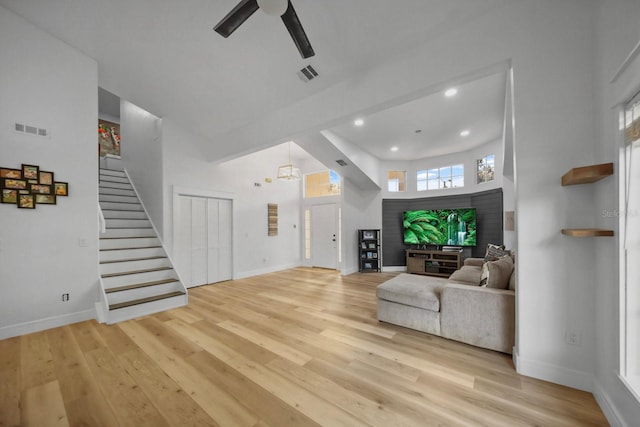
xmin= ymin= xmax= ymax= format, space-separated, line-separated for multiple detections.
xmin=403 ymin=208 xmax=476 ymax=246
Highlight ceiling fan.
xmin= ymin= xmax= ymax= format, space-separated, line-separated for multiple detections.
xmin=214 ymin=0 xmax=315 ymax=59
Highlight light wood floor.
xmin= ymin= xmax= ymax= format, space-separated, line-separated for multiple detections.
xmin=1 ymin=267 xmax=608 ymax=426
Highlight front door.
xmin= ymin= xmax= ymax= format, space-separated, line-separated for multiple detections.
xmin=311 ymin=203 xmax=337 ymax=269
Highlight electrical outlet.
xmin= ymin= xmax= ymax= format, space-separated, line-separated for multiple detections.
xmin=566 ymin=330 xmax=582 ymax=346
xmin=62 ymin=293 xmax=69 ymax=302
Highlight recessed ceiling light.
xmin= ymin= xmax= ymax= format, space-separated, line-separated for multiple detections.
xmin=390 ymin=146 xmax=399 ymax=152
xmin=445 ymin=88 xmax=458 ymax=97
xmin=460 ymin=130 xmax=470 ymax=137
xmin=354 ymin=118 xmax=364 ymax=126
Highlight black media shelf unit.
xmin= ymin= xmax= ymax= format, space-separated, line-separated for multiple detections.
xmin=358 ymin=229 xmax=381 ymax=272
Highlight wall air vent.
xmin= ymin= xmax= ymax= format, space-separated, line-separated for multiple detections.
xmin=335 ymin=159 xmax=348 ymax=167
xmin=297 ymin=65 xmax=319 ymax=83
xmin=15 ymin=122 xmax=48 ymax=137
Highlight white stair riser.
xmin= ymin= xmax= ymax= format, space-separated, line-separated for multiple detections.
xmin=100 ymin=247 xmax=166 ymax=261
xmin=102 ymin=210 xmax=147 ymax=220
xmin=100 ymin=201 xmax=142 ymax=211
xmin=100 ymin=237 xmax=160 ymax=250
xmin=99 ymin=187 xmax=136 ymax=197
xmin=102 ymin=269 xmax=178 ymax=288
xmin=106 ymin=294 xmax=187 ymax=325
xmin=100 ymin=258 xmax=171 ymax=275
xmin=100 ymin=194 xmax=139 ymax=204
xmin=100 ymin=169 xmax=126 ymax=177
xmin=105 ymin=218 xmax=151 ymax=228
xmin=101 ymin=228 xmax=155 ymax=238
xmin=98 ymin=180 xmax=132 ymax=190
xmin=100 ymin=175 xmax=129 ymax=184
xmin=106 ymin=281 xmax=183 ymax=305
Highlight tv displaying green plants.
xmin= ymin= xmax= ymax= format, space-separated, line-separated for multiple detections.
xmin=403 ymin=208 xmax=477 ymax=246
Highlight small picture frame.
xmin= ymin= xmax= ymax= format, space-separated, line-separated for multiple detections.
xmin=18 ymin=193 xmax=35 ymax=209
xmin=30 ymin=184 xmax=51 ymax=194
xmin=39 ymin=171 xmax=54 ymax=185
xmin=2 ymin=179 xmax=27 ymax=190
xmin=35 ymin=194 xmax=56 ymax=205
xmin=362 ymin=230 xmax=375 ymax=240
xmin=54 ymin=182 xmax=68 ymax=196
xmin=0 ymin=168 xmax=21 ymax=179
xmin=1 ymin=188 xmax=17 ymax=204
xmin=22 ymin=164 xmax=39 ymax=180
xmin=19 ymin=190 xmax=29 ymax=195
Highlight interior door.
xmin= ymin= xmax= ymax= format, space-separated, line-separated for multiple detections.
xmin=175 ymin=195 xmax=233 ymax=288
xmin=207 ymin=198 xmax=233 ymax=283
xmin=311 ymin=203 xmax=337 ymax=269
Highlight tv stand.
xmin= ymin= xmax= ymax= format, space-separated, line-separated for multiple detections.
xmin=406 ymin=249 xmax=462 ymax=278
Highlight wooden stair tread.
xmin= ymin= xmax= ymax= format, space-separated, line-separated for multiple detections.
xmin=101 ymin=266 xmax=172 ymax=278
xmin=100 ymin=236 xmax=156 ymax=240
xmin=109 ymin=291 xmax=185 ymax=310
xmin=105 ymin=278 xmax=179 ymax=294
xmin=100 ymin=246 xmax=161 ymax=251
xmin=100 ymin=256 xmax=167 ymax=264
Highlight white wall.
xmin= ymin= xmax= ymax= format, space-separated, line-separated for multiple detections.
xmin=121 ymin=101 xmax=164 ymax=238
xmin=379 ymin=138 xmax=503 ymax=199
xmin=592 ymin=0 xmax=640 ymax=424
xmin=210 ymin=0 xmax=611 ymax=404
xmin=0 ymin=6 xmax=98 ymax=338
xmin=161 ymin=118 xmax=303 ymax=279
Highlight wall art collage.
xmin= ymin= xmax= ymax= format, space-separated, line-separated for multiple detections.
xmin=0 ymin=164 xmax=68 ymax=209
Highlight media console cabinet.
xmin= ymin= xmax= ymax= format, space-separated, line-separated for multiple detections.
xmin=405 ymin=249 xmax=462 ymax=278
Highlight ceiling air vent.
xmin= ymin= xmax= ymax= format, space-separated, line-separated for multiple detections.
xmin=335 ymin=159 xmax=348 ymax=167
xmin=297 ymin=65 xmax=318 ymax=83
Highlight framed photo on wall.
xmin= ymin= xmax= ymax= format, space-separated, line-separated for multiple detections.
xmin=54 ymin=182 xmax=68 ymax=196
xmin=22 ymin=164 xmax=39 ymax=180
xmin=18 ymin=193 xmax=35 ymax=209
xmin=0 ymin=168 xmax=22 ymax=179
xmin=35 ymin=194 xmax=56 ymax=205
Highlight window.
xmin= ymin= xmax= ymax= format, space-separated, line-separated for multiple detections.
xmin=305 ymin=170 xmax=341 ymax=198
xmin=420 ymin=164 xmax=464 ymax=191
xmin=477 ymin=154 xmax=495 ymax=183
xmin=621 ymin=90 xmax=640 ymax=395
xmin=388 ymin=170 xmax=406 ymax=192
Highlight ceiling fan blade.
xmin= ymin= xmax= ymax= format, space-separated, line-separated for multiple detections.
xmin=281 ymin=1 xmax=315 ymax=59
xmin=214 ymin=0 xmax=259 ymax=38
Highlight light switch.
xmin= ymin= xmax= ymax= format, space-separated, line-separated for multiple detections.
xmin=78 ymin=238 xmax=88 ymax=247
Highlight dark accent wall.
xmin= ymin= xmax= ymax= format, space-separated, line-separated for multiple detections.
xmin=382 ymin=188 xmax=503 ymax=266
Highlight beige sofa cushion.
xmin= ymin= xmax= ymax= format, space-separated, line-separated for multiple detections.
xmin=448 ymin=265 xmax=481 ymax=285
xmin=480 ymin=255 xmax=514 ymax=289
xmin=376 ymin=273 xmax=443 ymax=312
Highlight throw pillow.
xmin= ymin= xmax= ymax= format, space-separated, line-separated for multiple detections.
xmin=479 ymin=262 xmax=490 ymax=287
xmin=484 ymin=243 xmax=510 ymax=262
xmin=485 ymin=255 xmax=514 ymax=289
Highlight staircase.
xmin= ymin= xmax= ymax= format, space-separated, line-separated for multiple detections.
xmin=98 ymin=167 xmax=187 ymax=324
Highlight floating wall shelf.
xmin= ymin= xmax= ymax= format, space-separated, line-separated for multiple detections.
xmin=561 ymin=162 xmax=614 ymax=237
xmin=561 ymin=162 xmax=614 ymax=186
xmin=561 ymin=228 xmax=614 ymax=237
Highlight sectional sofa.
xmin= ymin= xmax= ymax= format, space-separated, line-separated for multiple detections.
xmin=376 ymin=255 xmax=516 ymax=353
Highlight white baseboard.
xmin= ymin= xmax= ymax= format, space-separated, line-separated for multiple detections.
xmin=234 ymin=262 xmax=302 ymax=280
xmin=0 ymin=309 xmax=96 ymax=340
xmin=515 ymin=351 xmax=594 ymax=392
xmin=592 ymin=380 xmax=626 ymax=427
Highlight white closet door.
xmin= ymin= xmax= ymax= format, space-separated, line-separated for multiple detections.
xmin=176 ymin=196 xmax=193 ymax=287
xmin=190 ymin=197 xmax=208 ymax=287
xmin=176 ymin=194 xmax=233 ymax=288
xmin=217 ymin=199 xmax=233 ymax=282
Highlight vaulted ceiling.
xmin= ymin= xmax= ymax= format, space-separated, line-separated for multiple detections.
xmin=1 ymin=0 xmax=509 ymax=162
